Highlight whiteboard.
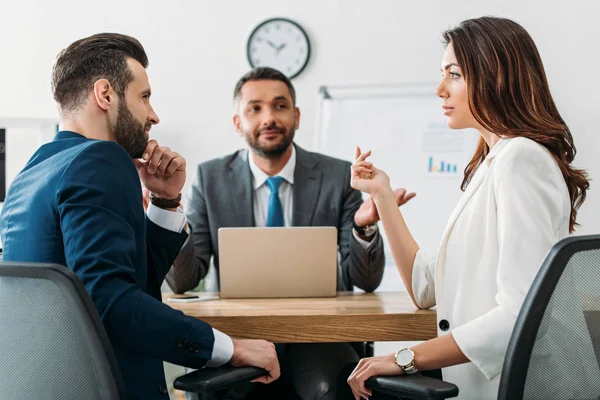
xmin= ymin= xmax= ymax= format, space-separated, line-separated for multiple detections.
xmin=314 ymin=83 xmax=480 ymax=291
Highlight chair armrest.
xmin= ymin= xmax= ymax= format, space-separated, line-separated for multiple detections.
xmin=366 ymin=374 xmax=459 ymax=400
xmin=174 ymin=366 xmax=268 ymax=393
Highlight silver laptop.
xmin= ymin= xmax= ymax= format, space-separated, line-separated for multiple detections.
xmin=218 ymin=227 xmax=338 ymax=298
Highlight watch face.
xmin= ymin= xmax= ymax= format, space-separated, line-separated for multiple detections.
xmin=364 ymin=224 xmax=377 ymax=237
xmin=247 ymin=18 xmax=310 ymax=79
xmin=396 ymin=349 xmax=413 ymax=366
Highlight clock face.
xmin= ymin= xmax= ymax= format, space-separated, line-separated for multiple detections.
xmin=247 ymin=18 xmax=310 ymax=79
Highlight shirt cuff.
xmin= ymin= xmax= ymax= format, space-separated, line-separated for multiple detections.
xmin=146 ymin=203 xmax=187 ymax=232
xmin=352 ymin=226 xmax=378 ymax=249
xmin=206 ymin=328 xmax=234 ymax=367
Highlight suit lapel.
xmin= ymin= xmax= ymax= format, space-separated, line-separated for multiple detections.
xmin=434 ymin=138 xmax=512 ymax=298
xmin=227 ymin=149 xmax=255 ymax=227
xmin=292 ymin=145 xmax=323 ymax=226
xmin=439 ymin=162 xmax=489 ymax=246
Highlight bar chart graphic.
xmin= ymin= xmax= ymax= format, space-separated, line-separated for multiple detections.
xmin=428 ymin=156 xmax=458 ymax=174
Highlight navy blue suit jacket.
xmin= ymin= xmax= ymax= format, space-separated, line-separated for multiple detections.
xmin=0 ymin=131 xmax=215 ymax=400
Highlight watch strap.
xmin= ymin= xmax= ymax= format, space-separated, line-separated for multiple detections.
xmin=403 ymin=364 xmax=418 ymax=374
xmin=353 ymin=220 xmax=376 ymax=236
xmin=352 ymin=220 xmax=366 ymax=235
xmin=150 ymin=193 xmax=182 ymax=209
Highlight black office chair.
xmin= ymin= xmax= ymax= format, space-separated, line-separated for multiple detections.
xmin=0 ymin=263 xmax=127 ymax=400
xmin=497 ymin=234 xmax=600 ymax=399
xmin=0 ymin=263 xmax=270 ymax=399
xmin=188 ymin=235 xmax=600 ymax=399
xmin=363 ymin=234 xmax=600 ymax=399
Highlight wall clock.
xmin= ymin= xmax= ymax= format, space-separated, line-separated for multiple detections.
xmin=247 ymin=18 xmax=311 ymax=79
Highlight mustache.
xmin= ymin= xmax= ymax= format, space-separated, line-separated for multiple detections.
xmin=257 ymin=124 xmax=285 ymax=135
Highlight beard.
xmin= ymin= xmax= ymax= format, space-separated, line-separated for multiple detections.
xmin=111 ymin=100 xmax=150 ymax=159
xmin=244 ymin=122 xmax=295 ymax=159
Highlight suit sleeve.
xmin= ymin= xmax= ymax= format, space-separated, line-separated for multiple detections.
xmin=56 ymin=141 xmax=215 ymax=367
xmin=146 ymin=205 xmax=187 ymax=288
xmin=451 ymin=143 xmax=568 ymax=380
xmin=411 ymin=249 xmax=437 ymax=309
xmin=340 ymin=163 xmax=385 ymax=292
xmin=167 ymin=164 xmax=212 ymax=293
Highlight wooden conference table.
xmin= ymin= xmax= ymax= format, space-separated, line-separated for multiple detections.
xmin=164 ymin=291 xmax=437 ymax=343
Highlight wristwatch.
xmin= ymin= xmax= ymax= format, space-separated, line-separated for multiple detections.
xmin=150 ymin=193 xmax=182 ymax=209
xmin=352 ymin=220 xmax=377 ymax=237
xmin=395 ymin=347 xmax=418 ymax=374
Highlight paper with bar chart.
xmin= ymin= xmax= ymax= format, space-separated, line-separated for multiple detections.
xmin=421 ymin=126 xmax=474 ymax=178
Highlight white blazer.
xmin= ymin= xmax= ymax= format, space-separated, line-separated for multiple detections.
xmin=412 ymin=137 xmax=571 ymax=399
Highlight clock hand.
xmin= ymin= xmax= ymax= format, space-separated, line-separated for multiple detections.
xmin=275 ymin=43 xmax=287 ymax=55
xmin=267 ymin=40 xmax=278 ymax=50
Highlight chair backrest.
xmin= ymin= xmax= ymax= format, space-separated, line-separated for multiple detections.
xmin=0 ymin=263 xmax=127 ymax=400
xmin=499 ymin=235 xmax=600 ymax=400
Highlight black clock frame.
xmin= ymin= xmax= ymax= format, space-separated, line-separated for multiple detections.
xmin=246 ymin=17 xmax=311 ymax=79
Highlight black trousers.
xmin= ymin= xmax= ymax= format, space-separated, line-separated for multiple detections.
xmin=193 ymin=343 xmax=360 ymax=400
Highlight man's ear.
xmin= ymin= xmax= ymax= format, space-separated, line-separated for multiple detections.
xmin=233 ymin=114 xmax=243 ymax=137
xmin=295 ymin=107 xmax=301 ymax=130
xmin=92 ymin=79 xmax=114 ymax=111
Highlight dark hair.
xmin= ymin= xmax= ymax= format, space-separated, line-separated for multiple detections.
xmin=52 ymin=33 xmax=148 ymax=113
xmin=443 ymin=16 xmax=589 ymax=232
xmin=233 ymin=67 xmax=296 ymax=105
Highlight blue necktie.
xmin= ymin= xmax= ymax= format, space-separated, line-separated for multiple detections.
xmin=266 ymin=176 xmax=284 ymax=227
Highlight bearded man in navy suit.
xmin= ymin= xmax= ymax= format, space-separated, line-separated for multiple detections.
xmin=0 ymin=33 xmax=279 ymax=400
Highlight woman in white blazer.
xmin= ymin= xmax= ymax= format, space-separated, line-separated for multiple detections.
xmin=344 ymin=17 xmax=590 ymax=400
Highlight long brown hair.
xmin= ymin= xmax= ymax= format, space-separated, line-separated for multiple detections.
xmin=443 ymin=17 xmax=589 ymax=232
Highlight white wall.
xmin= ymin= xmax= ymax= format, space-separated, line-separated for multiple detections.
xmin=2 ymin=0 xmax=598 ymax=233
xmin=2 ymin=0 xmax=599 ymax=369
xmin=1 ymin=0 xmax=599 ymax=218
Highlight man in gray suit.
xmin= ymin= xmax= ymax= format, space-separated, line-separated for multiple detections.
xmin=168 ymin=67 xmax=414 ymax=400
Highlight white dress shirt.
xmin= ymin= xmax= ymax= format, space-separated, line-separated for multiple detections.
xmin=248 ymin=146 xmax=375 ymax=246
xmin=148 ymin=203 xmax=233 ymax=366
xmin=248 ymin=146 xmax=296 ymax=227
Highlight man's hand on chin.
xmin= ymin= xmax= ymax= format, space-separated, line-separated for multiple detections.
xmin=134 ymin=139 xmax=186 ymax=204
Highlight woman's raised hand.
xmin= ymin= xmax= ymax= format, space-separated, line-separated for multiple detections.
xmin=351 ymin=146 xmax=391 ymax=196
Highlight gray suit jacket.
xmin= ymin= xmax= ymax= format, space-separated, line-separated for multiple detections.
xmin=167 ymin=144 xmax=385 ymax=293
